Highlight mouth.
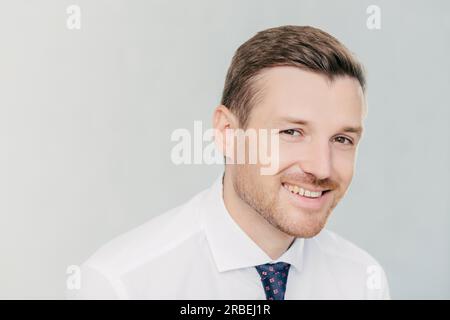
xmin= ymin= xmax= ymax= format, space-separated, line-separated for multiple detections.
xmin=281 ymin=182 xmax=332 ymax=210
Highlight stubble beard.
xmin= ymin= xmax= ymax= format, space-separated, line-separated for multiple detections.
xmin=232 ymin=165 xmax=341 ymax=238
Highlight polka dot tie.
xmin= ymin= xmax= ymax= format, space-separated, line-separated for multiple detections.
xmin=255 ymin=262 xmax=291 ymax=300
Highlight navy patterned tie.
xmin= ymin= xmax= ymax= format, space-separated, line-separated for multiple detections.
xmin=255 ymin=262 xmax=291 ymax=300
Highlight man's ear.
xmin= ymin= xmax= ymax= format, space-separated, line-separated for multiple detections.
xmin=213 ymin=105 xmax=238 ymax=161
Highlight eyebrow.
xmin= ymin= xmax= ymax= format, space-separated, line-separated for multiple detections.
xmin=342 ymin=126 xmax=363 ymax=137
xmin=277 ymin=117 xmax=363 ymax=137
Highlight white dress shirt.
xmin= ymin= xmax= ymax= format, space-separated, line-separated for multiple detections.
xmin=68 ymin=172 xmax=390 ymax=299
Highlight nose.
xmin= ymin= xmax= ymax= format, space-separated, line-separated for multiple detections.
xmin=299 ymin=140 xmax=332 ymax=181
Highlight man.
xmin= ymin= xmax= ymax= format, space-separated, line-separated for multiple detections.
xmin=70 ymin=26 xmax=390 ymax=299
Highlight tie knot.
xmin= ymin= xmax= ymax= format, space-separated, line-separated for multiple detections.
xmin=255 ymin=262 xmax=291 ymax=300
xmin=255 ymin=262 xmax=291 ymax=278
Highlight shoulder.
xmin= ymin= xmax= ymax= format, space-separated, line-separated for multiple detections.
xmin=311 ymin=228 xmax=381 ymax=267
xmin=73 ymin=188 xmax=210 ymax=298
xmin=306 ymin=228 xmax=390 ymax=299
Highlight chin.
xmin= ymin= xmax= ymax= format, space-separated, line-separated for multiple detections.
xmin=294 ymin=225 xmax=325 ymax=238
xmin=278 ymin=208 xmax=331 ymax=238
xmin=284 ymin=223 xmax=326 ymax=238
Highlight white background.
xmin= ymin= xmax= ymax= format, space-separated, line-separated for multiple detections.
xmin=0 ymin=0 xmax=449 ymax=299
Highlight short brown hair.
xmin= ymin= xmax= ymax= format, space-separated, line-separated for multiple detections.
xmin=220 ymin=25 xmax=366 ymax=128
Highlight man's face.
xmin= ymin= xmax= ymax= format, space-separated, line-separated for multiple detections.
xmin=231 ymin=66 xmax=365 ymax=238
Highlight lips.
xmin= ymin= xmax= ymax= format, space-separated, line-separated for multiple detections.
xmin=281 ymin=182 xmax=331 ymax=210
xmin=281 ymin=182 xmax=331 ymax=197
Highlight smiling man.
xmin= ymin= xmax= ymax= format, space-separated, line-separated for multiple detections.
xmin=70 ymin=26 xmax=390 ymax=300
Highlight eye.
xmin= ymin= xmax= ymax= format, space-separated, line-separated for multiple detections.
xmin=280 ymin=129 xmax=303 ymax=137
xmin=334 ymin=136 xmax=353 ymax=145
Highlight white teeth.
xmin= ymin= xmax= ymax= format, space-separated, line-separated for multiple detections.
xmin=299 ymin=187 xmax=305 ymax=196
xmin=284 ymin=183 xmax=323 ymax=198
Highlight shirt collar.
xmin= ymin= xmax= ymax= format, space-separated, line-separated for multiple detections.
xmin=200 ymin=172 xmax=304 ymax=273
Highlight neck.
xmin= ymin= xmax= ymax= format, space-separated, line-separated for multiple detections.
xmin=222 ymin=170 xmax=295 ymax=260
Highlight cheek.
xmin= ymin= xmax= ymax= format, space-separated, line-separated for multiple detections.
xmin=276 ymin=143 xmax=305 ymax=169
xmin=247 ymin=161 xmax=283 ymax=191
xmin=273 ymin=142 xmax=358 ymax=184
xmin=332 ymin=151 xmax=356 ymax=186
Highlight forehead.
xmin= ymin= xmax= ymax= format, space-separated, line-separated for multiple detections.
xmin=250 ymin=66 xmax=365 ymax=127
